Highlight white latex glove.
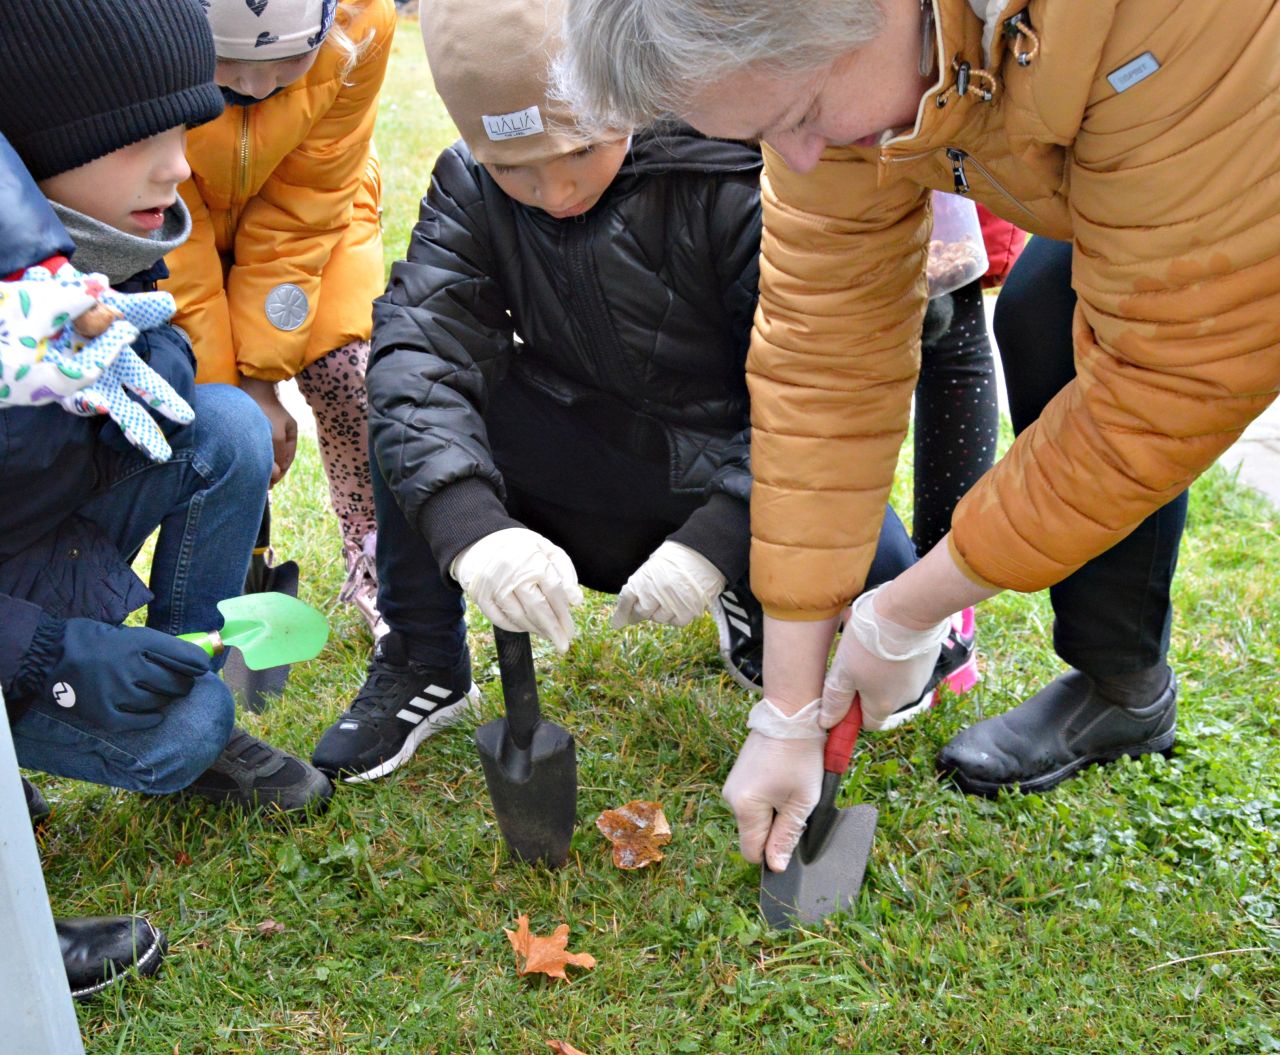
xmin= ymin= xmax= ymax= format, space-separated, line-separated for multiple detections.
xmin=611 ymin=540 xmax=727 ymax=628
xmin=821 ymin=585 xmax=951 ymax=731
xmin=721 ymin=698 xmax=826 ymax=872
xmin=450 ymin=527 xmax=584 ymax=652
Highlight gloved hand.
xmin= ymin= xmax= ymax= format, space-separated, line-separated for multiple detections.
xmin=612 ymin=540 xmax=727 ymax=628
xmin=721 ymin=698 xmax=826 ymax=872
xmin=450 ymin=527 xmax=584 ymax=652
xmin=4 ymin=263 xmax=195 ymax=461
xmin=821 ymin=585 xmax=951 ymax=731
xmin=35 ymin=619 xmax=212 ymax=732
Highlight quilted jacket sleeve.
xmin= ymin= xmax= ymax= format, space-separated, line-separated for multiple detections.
xmin=0 ymin=132 xmax=73 ymax=276
xmin=748 ymin=145 xmax=930 ymax=619
xmin=949 ymin=9 xmax=1280 ymax=591
xmin=367 ymin=146 xmax=521 ymax=572
xmin=227 ymin=5 xmax=394 ymax=381
xmin=167 ymin=181 xmax=238 ymax=385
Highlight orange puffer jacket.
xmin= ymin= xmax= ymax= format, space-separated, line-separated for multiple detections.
xmin=751 ymin=0 xmax=1280 ymax=619
xmin=162 ymin=0 xmax=395 ymax=384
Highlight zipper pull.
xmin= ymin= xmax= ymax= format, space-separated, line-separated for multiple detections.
xmin=946 ymin=148 xmax=971 ymax=195
xmin=919 ymin=0 xmax=937 ymax=78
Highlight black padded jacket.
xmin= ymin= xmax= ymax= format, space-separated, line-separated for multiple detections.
xmin=368 ymin=125 xmax=762 ymax=583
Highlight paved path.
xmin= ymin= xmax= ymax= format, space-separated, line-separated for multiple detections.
xmin=283 ymin=296 xmax=1280 ymax=507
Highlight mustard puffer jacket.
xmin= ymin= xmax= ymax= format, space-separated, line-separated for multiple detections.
xmin=162 ymin=0 xmax=395 ymax=385
xmin=750 ymin=0 xmax=1280 ymax=619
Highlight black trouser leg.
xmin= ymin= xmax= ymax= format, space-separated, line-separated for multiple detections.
xmin=994 ymin=238 xmax=1187 ymax=676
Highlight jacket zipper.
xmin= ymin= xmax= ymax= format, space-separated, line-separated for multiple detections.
xmin=565 ymin=219 xmax=634 ymax=395
xmin=227 ymin=107 xmax=252 ymax=245
xmin=942 ymin=147 xmax=1037 ymax=221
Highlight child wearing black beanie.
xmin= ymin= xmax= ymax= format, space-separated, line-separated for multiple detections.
xmin=0 ymin=0 xmax=333 ymax=827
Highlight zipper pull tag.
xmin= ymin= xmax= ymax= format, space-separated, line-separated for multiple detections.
xmin=946 ymin=148 xmax=971 ymax=195
xmin=919 ymin=0 xmax=937 ymax=77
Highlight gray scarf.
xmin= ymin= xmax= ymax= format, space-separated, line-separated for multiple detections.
xmin=51 ymin=198 xmax=191 ymax=286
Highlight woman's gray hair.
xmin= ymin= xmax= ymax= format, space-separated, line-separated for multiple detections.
xmin=555 ymin=0 xmax=885 ymax=130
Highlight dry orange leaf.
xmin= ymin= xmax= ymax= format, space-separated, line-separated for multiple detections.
xmin=546 ymin=1042 xmax=589 ymax=1055
xmin=596 ymin=799 xmax=671 ymax=869
xmin=504 ymin=915 xmax=597 ymax=980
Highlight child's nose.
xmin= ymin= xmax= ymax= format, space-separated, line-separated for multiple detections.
xmin=539 ymin=179 xmax=577 ymax=210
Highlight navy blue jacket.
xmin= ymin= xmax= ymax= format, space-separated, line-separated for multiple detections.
xmin=0 ymin=134 xmax=197 ymax=720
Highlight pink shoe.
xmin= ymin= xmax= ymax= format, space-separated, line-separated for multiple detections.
xmin=863 ymin=607 xmax=979 ymax=732
xmin=340 ymin=533 xmax=389 ymax=641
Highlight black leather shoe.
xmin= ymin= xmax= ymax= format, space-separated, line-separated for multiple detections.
xmin=23 ymin=776 xmax=50 ymax=826
xmin=58 ymin=915 xmax=167 ymax=1000
xmin=939 ymin=666 xmax=1177 ymax=797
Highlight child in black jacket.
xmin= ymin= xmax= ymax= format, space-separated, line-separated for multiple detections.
xmin=310 ymin=0 xmax=933 ymax=782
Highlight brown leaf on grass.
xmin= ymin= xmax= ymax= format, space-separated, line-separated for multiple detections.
xmin=174 ymin=851 xmax=193 ymax=867
xmin=546 ymin=1042 xmax=590 ymax=1055
xmin=256 ymin=919 xmax=286 ymax=936
xmin=504 ymin=915 xmax=596 ymax=980
xmin=596 ymin=800 xmax=671 ymax=869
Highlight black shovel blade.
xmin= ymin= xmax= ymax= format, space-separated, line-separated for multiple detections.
xmin=759 ymin=804 xmax=878 ymax=930
xmin=476 ymin=716 xmax=577 ymax=868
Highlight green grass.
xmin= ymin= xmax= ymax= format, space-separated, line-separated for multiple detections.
xmin=41 ymin=18 xmax=1280 ymax=1052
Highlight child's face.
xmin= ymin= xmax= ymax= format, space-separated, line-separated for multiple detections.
xmin=215 ymin=51 xmax=320 ymax=99
xmin=38 ymin=127 xmax=191 ymax=238
xmin=483 ymin=138 xmax=630 ymax=220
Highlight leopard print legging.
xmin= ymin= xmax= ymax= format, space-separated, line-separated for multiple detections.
xmin=295 ymin=339 xmax=376 ymax=554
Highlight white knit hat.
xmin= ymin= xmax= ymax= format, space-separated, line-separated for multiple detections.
xmin=203 ymin=0 xmax=336 ymax=61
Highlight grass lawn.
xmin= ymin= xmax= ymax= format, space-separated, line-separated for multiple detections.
xmin=45 ymin=17 xmax=1279 ymax=1053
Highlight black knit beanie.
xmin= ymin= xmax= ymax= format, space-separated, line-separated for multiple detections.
xmin=0 ymin=0 xmax=224 ymax=181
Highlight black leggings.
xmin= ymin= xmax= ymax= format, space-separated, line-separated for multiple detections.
xmin=912 ymin=278 xmax=999 ymax=555
xmin=993 ymin=237 xmax=1187 ymax=675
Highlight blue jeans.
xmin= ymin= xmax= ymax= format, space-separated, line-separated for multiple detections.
xmin=13 ymin=384 xmax=271 ymax=792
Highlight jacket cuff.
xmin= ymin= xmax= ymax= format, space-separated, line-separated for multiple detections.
xmin=7 ymin=613 xmax=66 ymax=722
xmin=667 ymin=493 xmax=751 ymax=586
xmin=417 ymin=477 xmax=521 ymax=582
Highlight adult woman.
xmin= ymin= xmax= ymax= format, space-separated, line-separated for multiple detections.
xmin=559 ymin=0 xmax=1280 ymax=871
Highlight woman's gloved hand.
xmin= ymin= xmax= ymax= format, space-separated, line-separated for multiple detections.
xmin=450 ymin=527 xmax=584 ymax=652
xmin=612 ymin=540 xmax=727 ymax=628
xmin=721 ymin=698 xmax=826 ymax=872
xmin=27 ymin=619 xmax=212 ymax=732
xmin=821 ymin=585 xmax=951 ymax=731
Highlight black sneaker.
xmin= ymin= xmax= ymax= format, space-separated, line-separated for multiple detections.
xmin=863 ymin=607 xmax=979 ymax=732
xmin=186 ymin=727 xmax=333 ymax=813
xmin=23 ymin=775 xmax=50 ymax=826
xmin=311 ymin=631 xmax=479 ymax=783
xmin=59 ymin=914 xmax=167 ymax=1001
xmin=712 ymin=584 xmax=764 ymax=693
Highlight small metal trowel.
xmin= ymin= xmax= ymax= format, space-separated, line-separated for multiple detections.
xmin=760 ymin=697 xmax=878 ymax=930
xmin=475 ymin=627 xmax=577 ymax=868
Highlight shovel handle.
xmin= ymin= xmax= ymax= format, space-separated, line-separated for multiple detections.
xmin=493 ymin=627 xmax=541 ymax=750
xmin=823 ymin=694 xmax=862 ymax=775
xmin=178 ymin=630 xmax=223 ymax=658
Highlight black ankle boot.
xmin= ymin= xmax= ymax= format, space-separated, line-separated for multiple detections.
xmin=23 ymin=776 xmax=50 ymax=826
xmin=938 ymin=665 xmax=1177 ymax=797
xmin=58 ymin=915 xmax=167 ymax=1000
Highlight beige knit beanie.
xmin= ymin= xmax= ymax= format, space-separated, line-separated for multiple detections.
xmin=420 ymin=0 xmax=607 ymax=165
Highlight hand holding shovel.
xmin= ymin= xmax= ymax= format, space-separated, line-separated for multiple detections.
xmin=759 ymin=695 xmax=877 ymax=930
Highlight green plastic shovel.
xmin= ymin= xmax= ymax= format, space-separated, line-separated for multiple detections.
xmin=179 ymin=592 xmax=329 ymax=671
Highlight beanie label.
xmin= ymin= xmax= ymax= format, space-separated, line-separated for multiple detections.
xmin=482 ymin=106 xmax=545 ymax=143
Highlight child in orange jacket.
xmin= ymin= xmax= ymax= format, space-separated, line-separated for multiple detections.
xmin=162 ymin=0 xmax=395 ymax=637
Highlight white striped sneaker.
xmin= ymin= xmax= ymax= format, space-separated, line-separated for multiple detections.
xmin=311 ymin=631 xmax=479 ymax=783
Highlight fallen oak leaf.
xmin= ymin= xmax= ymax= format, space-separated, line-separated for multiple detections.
xmin=504 ymin=915 xmax=596 ymax=980
xmin=596 ymin=800 xmax=671 ymax=870
xmin=256 ymin=919 xmax=286 ymax=936
xmin=546 ymin=1042 xmax=590 ymax=1055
